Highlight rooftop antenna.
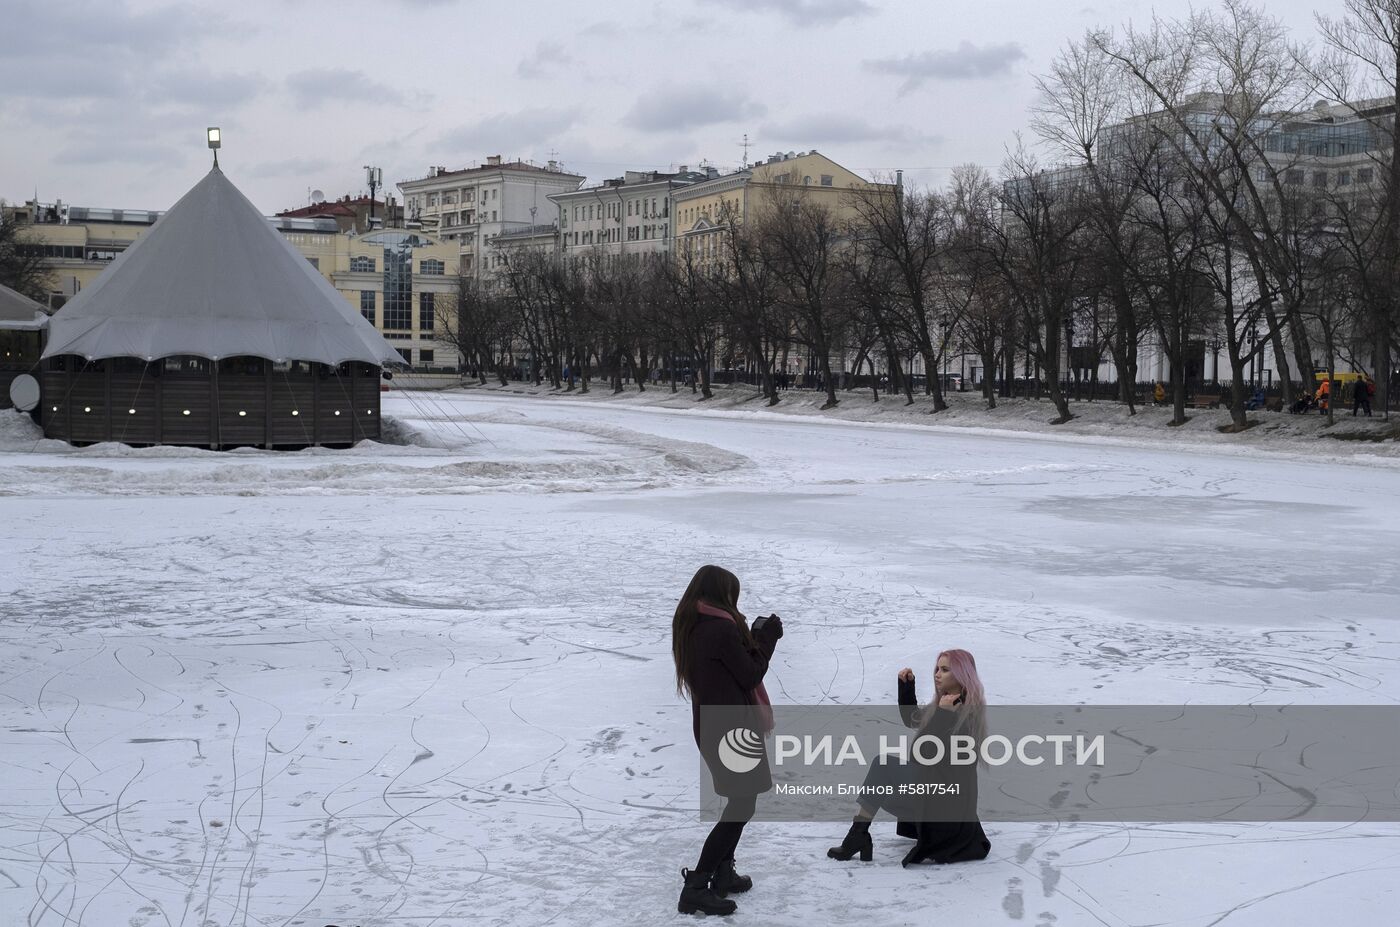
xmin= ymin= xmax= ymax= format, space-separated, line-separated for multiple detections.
xmin=363 ymin=165 xmax=382 ymax=223
xmin=206 ymin=127 xmax=221 ymax=169
xmin=739 ymin=133 xmax=751 ymax=169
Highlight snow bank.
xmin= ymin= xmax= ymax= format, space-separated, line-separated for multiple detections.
xmin=466 ymin=381 xmax=1400 ymax=463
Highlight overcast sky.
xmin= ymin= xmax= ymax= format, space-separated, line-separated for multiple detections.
xmin=1 ymin=0 xmax=1332 ymax=216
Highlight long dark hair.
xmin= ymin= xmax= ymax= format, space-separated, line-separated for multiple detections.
xmin=672 ymin=564 xmax=750 ymax=696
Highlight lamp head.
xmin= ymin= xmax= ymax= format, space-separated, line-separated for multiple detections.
xmin=207 ymin=127 xmax=221 ymax=150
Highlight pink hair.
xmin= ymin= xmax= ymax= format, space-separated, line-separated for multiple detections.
xmin=933 ymin=649 xmax=987 ymax=743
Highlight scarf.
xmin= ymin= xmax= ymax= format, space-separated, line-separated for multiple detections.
xmin=697 ymin=601 xmax=775 ymax=733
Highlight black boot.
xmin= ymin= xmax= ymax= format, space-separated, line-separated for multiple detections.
xmin=678 ymin=868 xmax=737 ymax=916
xmin=826 ymin=819 xmax=873 ymax=861
xmin=711 ymin=857 xmax=752 ymax=896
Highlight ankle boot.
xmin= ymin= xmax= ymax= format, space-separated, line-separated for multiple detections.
xmin=678 ymin=867 xmax=737 ymax=916
xmin=711 ymin=857 xmax=752 ymax=895
xmin=826 ymin=819 xmax=873 ymax=861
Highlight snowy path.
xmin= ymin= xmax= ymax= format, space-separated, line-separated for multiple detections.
xmin=1 ymin=394 xmax=1397 ymax=927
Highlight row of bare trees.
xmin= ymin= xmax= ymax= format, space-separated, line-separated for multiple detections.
xmin=436 ymin=0 xmax=1398 ymax=428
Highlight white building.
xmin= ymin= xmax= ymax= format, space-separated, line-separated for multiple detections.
xmin=550 ymin=167 xmax=711 ymax=265
xmin=397 ymin=156 xmax=584 ymax=281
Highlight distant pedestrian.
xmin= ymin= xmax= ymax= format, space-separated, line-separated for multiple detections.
xmin=1316 ymin=379 xmax=1331 ymax=414
xmin=1352 ymin=376 xmax=1373 ymax=417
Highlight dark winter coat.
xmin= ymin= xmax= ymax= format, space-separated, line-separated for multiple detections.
xmin=893 ymin=676 xmax=992 ymax=864
xmin=686 ymin=611 xmax=778 ymax=797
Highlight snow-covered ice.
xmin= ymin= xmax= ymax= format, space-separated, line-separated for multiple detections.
xmin=1 ymin=392 xmax=1397 ymax=927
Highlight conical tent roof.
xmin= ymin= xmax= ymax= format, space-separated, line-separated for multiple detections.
xmin=42 ymin=167 xmax=405 ymax=366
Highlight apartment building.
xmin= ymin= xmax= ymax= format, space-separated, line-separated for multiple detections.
xmin=672 ymin=150 xmax=884 ymax=271
xmin=549 ymin=167 xmax=711 ymax=265
xmin=396 ymin=156 xmax=584 ymax=280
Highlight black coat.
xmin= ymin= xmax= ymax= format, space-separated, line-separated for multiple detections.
xmin=686 ymin=612 xmax=778 ymax=797
xmin=894 ymin=676 xmax=992 ymax=864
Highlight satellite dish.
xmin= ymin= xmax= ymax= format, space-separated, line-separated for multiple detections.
xmin=311 ymin=189 xmax=325 ymax=202
xmin=9 ymin=374 xmax=40 ymax=412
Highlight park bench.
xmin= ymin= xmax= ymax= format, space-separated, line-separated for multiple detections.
xmin=1189 ymin=394 xmax=1222 ymax=409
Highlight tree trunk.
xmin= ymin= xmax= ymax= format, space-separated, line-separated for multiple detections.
xmin=980 ymin=347 xmax=998 ymax=410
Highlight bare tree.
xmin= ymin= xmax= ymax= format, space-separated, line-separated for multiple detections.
xmin=847 ymin=178 xmax=951 ymax=410
xmin=1032 ymin=34 xmax=1150 ymax=408
xmin=1092 ymin=1 xmax=1325 ymax=408
xmin=983 ymin=146 xmax=1093 ymax=423
xmin=1314 ymin=0 xmax=1400 ymax=415
xmin=656 ymin=249 xmax=721 ymax=398
xmin=710 ymin=201 xmax=784 ymax=405
xmin=753 ymin=187 xmax=849 ymax=409
xmin=0 ymin=208 xmax=55 ymax=304
xmin=438 ymin=275 xmax=514 ymax=385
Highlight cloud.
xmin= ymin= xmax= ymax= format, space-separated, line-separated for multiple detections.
xmin=149 ymin=70 xmax=268 ymax=109
xmin=0 ymin=2 xmax=235 ymax=105
xmin=625 ymin=87 xmax=767 ymax=132
xmin=758 ymin=114 xmax=940 ymax=148
xmin=864 ymin=42 xmax=1027 ymax=94
xmin=580 ymin=20 xmax=622 ymax=37
xmin=3 ymin=1 xmax=225 ymax=59
xmin=695 ymin=0 xmax=875 ymax=27
xmin=54 ymin=134 xmax=187 ymax=169
xmin=247 ymin=157 xmax=333 ymax=180
xmin=517 ymin=42 xmax=574 ymax=79
xmin=285 ymin=69 xmax=407 ymax=109
xmin=434 ymin=109 xmax=579 ymax=155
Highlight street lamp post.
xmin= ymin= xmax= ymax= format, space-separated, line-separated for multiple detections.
xmin=1247 ymin=328 xmax=1258 ymax=387
xmin=1207 ymin=335 xmax=1223 ymax=386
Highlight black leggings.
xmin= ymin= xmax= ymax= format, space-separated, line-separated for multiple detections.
xmin=695 ymin=793 xmax=757 ymax=873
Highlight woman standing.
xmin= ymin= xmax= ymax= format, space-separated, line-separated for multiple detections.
xmin=827 ymin=648 xmax=992 ymax=867
xmin=672 ymin=565 xmax=784 ymax=916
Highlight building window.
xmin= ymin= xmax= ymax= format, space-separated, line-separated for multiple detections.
xmin=419 ymin=292 xmax=435 ymax=332
xmin=820 ymin=174 xmax=833 ymax=186
xmin=1312 ymin=171 xmax=1328 ymax=188
xmin=360 ymin=290 xmax=375 ymax=322
xmin=420 ymin=258 xmax=445 ymax=275
xmin=1285 ymin=169 xmax=1304 ymax=185
xmin=1359 ymin=167 xmax=1374 ymax=184
xmin=383 ymin=239 xmax=413 ymax=330
xmin=350 ymin=255 xmax=375 ymax=273
xmin=419 ymin=349 xmax=435 ymax=365
xmin=397 ymin=348 xmax=412 ymax=362
xmin=1338 ymin=171 xmax=1352 ymax=186
xmin=306 ymin=257 xmax=319 ymax=269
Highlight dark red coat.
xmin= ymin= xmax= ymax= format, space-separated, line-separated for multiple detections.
xmin=685 ymin=612 xmax=778 ymax=797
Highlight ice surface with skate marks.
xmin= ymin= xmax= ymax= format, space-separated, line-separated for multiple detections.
xmin=1 ymin=393 xmax=1397 ymax=926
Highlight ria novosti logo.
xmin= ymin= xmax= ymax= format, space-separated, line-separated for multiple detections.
xmin=718 ymin=728 xmax=765 ymax=773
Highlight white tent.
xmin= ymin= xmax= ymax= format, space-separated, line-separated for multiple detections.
xmin=42 ymin=167 xmax=404 ymax=367
xmin=0 ymin=282 xmax=49 ymax=332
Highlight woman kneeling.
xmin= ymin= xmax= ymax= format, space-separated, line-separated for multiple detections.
xmin=828 ymin=649 xmax=992 ymax=867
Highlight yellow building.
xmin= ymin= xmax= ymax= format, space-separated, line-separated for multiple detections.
xmin=3 ymin=201 xmax=462 ymax=370
xmin=672 ymin=150 xmax=885 ymax=270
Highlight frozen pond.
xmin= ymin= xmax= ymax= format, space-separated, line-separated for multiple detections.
xmin=1 ymin=392 xmax=1397 ymax=926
